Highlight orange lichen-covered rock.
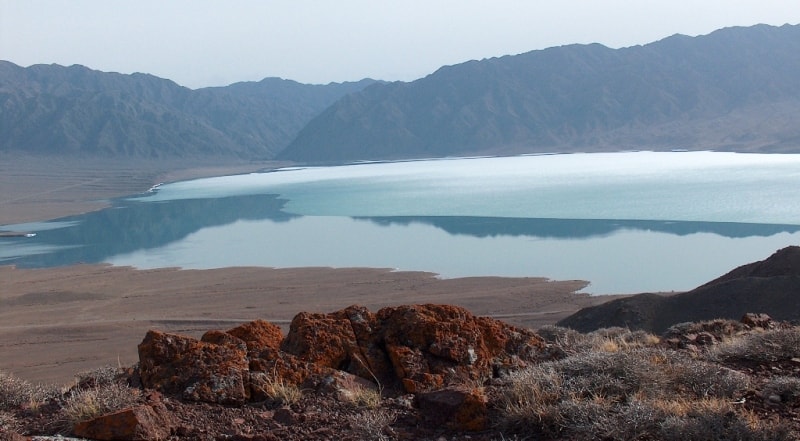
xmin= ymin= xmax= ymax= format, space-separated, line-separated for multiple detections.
xmin=72 ymin=403 xmax=173 ymax=441
xmin=138 ymin=330 xmax=250 ymax=404
xmin=377 ymin=304 xmax=545 ymax=392
xmin=281 ymin=305 xmax=393 ymax=385
xmin=226 ymin=319 xmax=284 ymax=353
xmin=281 ymin=310 xmax=360 ymax=370
xmin=248 ymin=347 xmax=334 ymax=390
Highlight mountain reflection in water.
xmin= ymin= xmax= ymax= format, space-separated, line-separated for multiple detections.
xmin=4 ymin=191 xmax=799 ymax=270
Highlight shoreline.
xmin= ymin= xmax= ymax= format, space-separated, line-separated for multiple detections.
xmin=0 ymin=264 xmax=619 ymax=384
xmin=0 ymin=155 xmax=625 ymax=384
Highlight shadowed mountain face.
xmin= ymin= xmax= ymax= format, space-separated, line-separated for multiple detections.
xmin=556 ymin=246 xmax=800 ymax=333
xmin=0 ymin=62 xmax=376 ymax=158
xmin=280 ymin=23 xmax=800 ymax=162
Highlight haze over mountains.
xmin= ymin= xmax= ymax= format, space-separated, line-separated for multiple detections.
xmin=2 ymin=23 xmax=799 ymax=162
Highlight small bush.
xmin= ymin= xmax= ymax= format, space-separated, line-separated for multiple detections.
xmin=251 ymin=373 xmax=303 ymax=406
xmin=710 ymin=328 xmax=800 ymax=362
xmin=673 ymin=361 xmax=750 ymax=399
xmin=659 ymin=409 xmax=794 ymax=441
xmin=0 ymin=371 xmax=56 ymax=411
xmin=348 ymin=409 xmax=396 ymax=441
xmin=762 ymin=376 xmax=800 ymax=405
xmin=74 ymin=365 xmax=125 ymax=389
xmin=0 ymin=410 xmax=19 ymax=433
xmin=342 ymin=385 xmax=382 ymax=409
xmin=664 ymin=319 xmax=746 ymax=341
xmin=59 ymin=382 xmax=139 ymax=428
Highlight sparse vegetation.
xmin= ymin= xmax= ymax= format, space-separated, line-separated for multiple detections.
xmin=495 ymin=327 xmax=791 ymax=440
xmin=0 ymin=370 xmax=56 ymax=412
xmin=709 ymin=327 xmax=800 ymax=363
xmin=58 ymin=382 xmax=139 ymax=429
xmin=341 ymin=384 xmax=382 ymax=409
xmin=3 ymin=322 xmax=800 ymax=439
xmin=250 ymin=372 xmax=303 ymax=406
xmin=347 ymin=408 xmax=396 ymax=441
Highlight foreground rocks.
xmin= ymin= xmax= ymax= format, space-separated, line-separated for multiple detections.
xmin=138 ymin=304 xmax=545 ymax=408
xmin=4 ymin=308 xmax=800 ymax=440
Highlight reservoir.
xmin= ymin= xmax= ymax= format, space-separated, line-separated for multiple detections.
xmin=3 ymin=151 xmax=800 ymax=294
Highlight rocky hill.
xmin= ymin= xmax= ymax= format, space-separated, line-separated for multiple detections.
xmin=280 ymin=23 xmax=800 ymax=162
xmin=0 ymin=61 xmax=375 ymax=158
xmin=557 ymin=246 xmax=800 ymax=333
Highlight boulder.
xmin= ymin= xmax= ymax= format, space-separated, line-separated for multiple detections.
xmin=416 ymin=386 xmax=488 ymax=432
xmin=377 ymin=304 xmax=545 ymax=392
xmin=281 ymin=305 xmax=391 ymax=384
xmin=138 ymin=330 xmax=250 ymax=404
xmin=72 ymin=403 xmax=172 ymax=441
xmin=226 ymin=319 xmax=284 ymax=353
xmin=741 ymin=313 xmax=774 ymax=329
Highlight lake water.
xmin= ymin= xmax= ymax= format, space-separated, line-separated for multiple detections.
xmin=3 ymin=151 xmax=800 ymax=294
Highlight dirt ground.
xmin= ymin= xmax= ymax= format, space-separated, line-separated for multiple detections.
xmin=0 ymin=154 xmax=622 ymax=385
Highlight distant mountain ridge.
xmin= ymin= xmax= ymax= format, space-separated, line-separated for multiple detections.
xmin=280 ymin=23 xmax=800 ymax=162
xmin=3 ymin=23 xmax=800 ymax=162
xmin=0 ymin=61 xmax=376 ymax=158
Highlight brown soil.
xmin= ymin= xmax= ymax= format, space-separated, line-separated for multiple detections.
xmin=0 ymin=155 xmax=623 ymax=385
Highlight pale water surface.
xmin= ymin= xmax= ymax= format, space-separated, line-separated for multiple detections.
xmin=3 ymin=152 xmax=800 ymax=294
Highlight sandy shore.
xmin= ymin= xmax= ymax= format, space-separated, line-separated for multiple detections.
xmin=0 ymin=155 xmax=622 ymax=384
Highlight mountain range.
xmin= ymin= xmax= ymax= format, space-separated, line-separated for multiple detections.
xmin=2 ymin=23 xmax=799 ymax=162
xmin=0 ymin=62 xmax=375 ymax=158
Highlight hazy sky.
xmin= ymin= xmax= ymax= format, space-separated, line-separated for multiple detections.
xmin=1 ymin=1 xmax=799 ymax=89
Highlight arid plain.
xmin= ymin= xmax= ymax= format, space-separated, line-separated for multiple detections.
xmin=0 ymin=156 xmax=620 ymax=384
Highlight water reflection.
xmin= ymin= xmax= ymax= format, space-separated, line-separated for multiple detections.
xmin=3 ymin=192 xmax=800 ymax=272
xmin=2 ymin=194 xmax=295 ymax=267
xmin=360 ymin=216 xmax=800 ymax=239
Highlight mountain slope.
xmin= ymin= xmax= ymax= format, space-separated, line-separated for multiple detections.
xmin=0 ymin=62 xmax=375 ymax=158
xmin=556 ymin=246 xmax=800 ymax=333
xmin=280 ymin=23 xmax=800 ymax=162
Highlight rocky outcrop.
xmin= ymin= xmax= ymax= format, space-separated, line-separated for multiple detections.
xmin=138 ymin=304 xmax=546 ymax=413
xmin=137 ymin=330 xmax=250 ymax=404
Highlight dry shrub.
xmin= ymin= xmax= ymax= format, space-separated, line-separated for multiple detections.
xmin=659 ymin=408 xmax=794 ymax=441
xmin=74 ymin=365 xmax=125 ymax=389
xmin=497 ymin=346 xmax=757 ymax=440
xmin=250 ymin=373 xmax=303 ymax=406
xmin=59 ymin=382 xmax=139 ymax=428
xmin=710 ymin=328 xmax=800 ymax=363
xmin=671 ymin=361 xmax=750 ymax=399
xmin=348 ymin=409 xmax=396 ymax=441
xmin=0 ymin=410 xmax=19 ymax=433
xmin=762 ymin=376 xmax=800 ymax=405
xmin=0 ymin=371 xmax=56 ymax=411
xmin=342 ymin=385 xmax=382 ymax=409
xmin=663 ymin=319 xmax=746 ymax=341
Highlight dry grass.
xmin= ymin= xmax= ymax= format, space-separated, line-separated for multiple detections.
xmin=762 ymin=376 xmax=800 ymax=405
xmin=250 ymin=373 xmax=303 ymax=406
xmin=342 ymin=385 xmax=382 ymax=409
xmin=58 ymin=382 xmax=140 ymax=428
xmin=0 ymin=370 xmax=57 ymax=412
xmin=536 ymin=325 xmax=660 ymax=357
xmin=708 ymin=328 xmax=800 ymax=363
xmin=0 ymin=410 xmax=19 ymax=434
xmin=496 ymin=341 xmax=782 ymax=440
xmin=347 ymin=409 xmax=396 ymax=441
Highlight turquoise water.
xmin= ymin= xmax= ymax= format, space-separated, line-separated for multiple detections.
xmin=3 ymin=152 xmax=800 ymax=294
